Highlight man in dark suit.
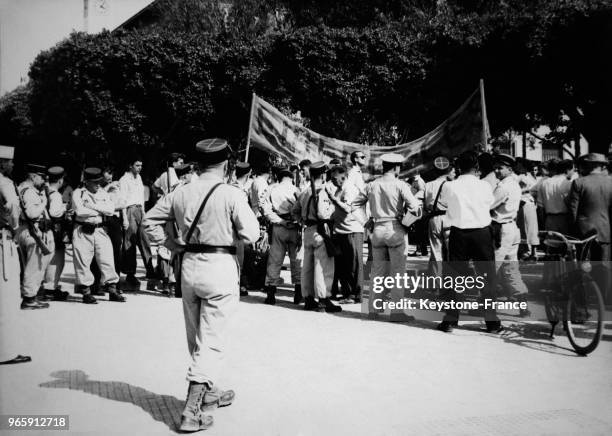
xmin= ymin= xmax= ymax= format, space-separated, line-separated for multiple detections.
xmin=568 ymin=153 xmax=612 ymax=302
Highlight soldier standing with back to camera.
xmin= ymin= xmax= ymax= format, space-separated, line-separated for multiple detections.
xmin=17 ymin=163 xmax=54 ymax=310
xmin=144 ymin=139 xmax=259 ymax=432
xmin=0 ymin=145 xmax=31 ymax=364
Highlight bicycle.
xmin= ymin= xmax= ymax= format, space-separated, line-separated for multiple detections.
xmin=539 ymin=230 xmax=604 ymax=355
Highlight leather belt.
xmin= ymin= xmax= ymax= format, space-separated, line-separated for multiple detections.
xmin=304 ymin=220 xmax=318 ymax=226
xmin=184 ymin=244 xmax=236 ymax=255
xmin=76 ymin=221 xmax=105 ymax=228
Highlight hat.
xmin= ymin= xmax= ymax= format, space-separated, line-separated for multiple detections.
xmin=25 ymin=164 xmax=46 ymax=175
xmin=277 ymin=167 xmax=293 ymax=179
xmin=83 ymin=167 xmax=103 ymax=182
xmin=493 ymin=153 xmax=516 ymax=167
xmin=380 ymin=153 xmax=404 ymax=165
xmin=195 ymin=138 xmax=229 ymax=165
xmin=235 ymin=162 xmax=251 ymax=177
xmin=0 ymin=145 xmax=14 ymax=160
xmin=433 ymin=156 xmax=451 ymax=170
xmin=175 ymin=163 xmax=192 ymax=178
xmin=47 ymin=166 xmax=65 ymax=179
xmin=578 ymin=153 xmax=608 ymax=164
xmin=309 ymin=161 xmax=327 ymax=177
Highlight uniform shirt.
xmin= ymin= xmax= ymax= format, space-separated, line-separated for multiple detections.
xmin=103 ymin=181 xmax=126 ymax=218
xmin=229 ymin=179 xmax=250 ymax=202
xmin=249 ymin=175 xmax=269 ymax=217
xmin=482 ymin=171 xmax=499 ymax=191
xmin=0 ymin=173 xmax=20 ymax=231
xmin=332 ymin=182 xmax=367 ymax=234
xmin=143 ymin=174 xmax=260 ymax=247
xmin=119 ymin=172 xmax=145 ymax=208
xmin=410 ymin=175 xmax=426 ymax=202
xmin=47 ymin=188 xmax=66 ymax=219
xmin=491 ymin=175 xmax=522 ymax=223
xmin=18 ymin=181 xmax=48 ymax=222
xmin=423 ymin=177 xmax=448 ymax=213
xmin=72 ymin=187 xmax=115 ymax=224
xmin=264 ymin=181 xmax=299 ymax=225
xmin=444 ymin=174 xmax=494 ymax=229
xmin=347 ymin=165 xmax=366 ymax=193
xmin=153 ymin=168 xmax=179 ymax=196
xmin=536 ymin=174 xmax=572 ymax=215
xmin=366 ymin=175 xmax=419 ymax=221
xmin=292 ymin=185 xmax=335 ymax=224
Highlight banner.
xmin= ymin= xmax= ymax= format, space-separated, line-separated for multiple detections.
xmin=247 ymin=86 xmax=489 ymax=176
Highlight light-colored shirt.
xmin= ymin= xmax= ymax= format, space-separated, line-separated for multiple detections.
xmin=537 ymin=174 xmax=572 ymax=215
xmin=423 ymin=177 xmax=448 ymax=213
xmin=143 ymin=174 xmax=260 ymax=247
xmin=332 ymin=182 xmax=366 ymax=234
xmin=347 ymin=165 xmax=366 ymax=193
xmin=47 ymin=188 xmax=66 ymax=219
xmin=292 ymin=185 xmax=335 ymax=224
xmin=445 ymin=174 xmax=494 ymax=229
xmin=482 ymin=171 xmax=498 ymax=191
xmin=491 ymin=175 xmax=522 ymax=223
xmin=153 ymin=168 xmax=179 ymax=196
xmin=517 ymin=173 xmax=537 ymax=203
xmin=18 ymin=181 xmax=48 ymax=222
xmin=119 ymin=172 xmax=145 ymax=208
xmin=249 ymin=175 xmax=269 ymax=217
xmin=366 ymin=175 xmax=419 ymax=221
xmin=103 ymin=181 xmax=126 ymax=218
xmin=0 ymin=174 xmax=20 ymax=231
xmin=264 ymin=181 xmax=299 ymax=225
xmin=72 ymin=187 xmax=115 ymax=224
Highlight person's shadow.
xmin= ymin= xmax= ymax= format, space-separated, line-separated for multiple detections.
xmin=39 ymin=370 xmax=184 ymax=432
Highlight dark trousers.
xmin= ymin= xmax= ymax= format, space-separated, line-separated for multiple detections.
xmin=122 ymin=205 xmax=153 ymax=275
xmin=332 ymin=232 xmax=364 ymax=298
xmin=588 ymin=241 xmax=611 ymax=303
xmin=444 ymin=226 xmax=498 ymax=323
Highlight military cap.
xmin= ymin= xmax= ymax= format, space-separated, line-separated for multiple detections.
xmin=0 ymin=145 xmax=15 ymax=160
xmin=25 ymin=163 xmax=46 ymax=175
xmin=433 ymin=155 xmax=451 ymax=170
xmin=492 ymin=153 xmax=516 ymax=167
xmin=47 ymin=166 xmax=65 ymax=177
xmin=195 ymin=138 xmax=230 ymax=164
xmin=309 ymin=161 xmax=328 ymax=177
xmin=175 ymin=163 xmax=192 ymax=177
xmin=83 ymin=167 xmax=103 ymax=182
xmin=578 ymin=153 xmax=608 ymax=164
xmin=380 ymin=153 xmax=405 ymax=164
xmin=234 ymin=162 xmax=251 ymax=177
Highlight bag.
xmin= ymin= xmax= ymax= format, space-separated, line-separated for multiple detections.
xmin=401 ymin=207 xmax=422 ymax=228
xmin=422 ymin=181 xmax=446 ymax=222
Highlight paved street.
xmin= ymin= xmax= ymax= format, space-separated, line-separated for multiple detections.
xmin=1 ymin=248 xmax=612 ymax=435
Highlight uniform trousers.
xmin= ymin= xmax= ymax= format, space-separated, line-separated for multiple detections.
xmin=0 ymin=232 xmax=22 ymax=361
xmin=428 ymin=214 xmax=449 ymax=278
xmin=370 ymin=221 xmax=408 ymax=312
xmin=123 ymin=205 xmax=153 ymax=275
xmin=495 ymin=222 xmax=528 ymax=296
xmin=181 ymin=252 xmax=239 ymax=385
xmin=444 ymin=226 xmax=498 ymax=323
xmin=17 ymin=226 xmax=54 ymax=298
xmin=43 ymin=246 xmax=64 ymax=290
xmin=265 ymin=224 xmax=301 ymax=286
xmin=517 ymin=201 xmax=539 ymax=247
xmin=301 ymin=225 xmax=334 ymax=299
xmin=332 ymin=232 xmax=364 ymax=298
xmin=73 ymin=225 xmax=119 ymax=287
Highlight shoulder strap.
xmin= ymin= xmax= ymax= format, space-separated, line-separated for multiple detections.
xmin=185 ymin=183 xmax=223 ymax=244
xmin=432 ymin=181 xmax=446 ymax=212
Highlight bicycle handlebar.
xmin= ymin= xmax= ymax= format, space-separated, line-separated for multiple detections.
xmin=538 ymin=230 xmax=598 ymax=246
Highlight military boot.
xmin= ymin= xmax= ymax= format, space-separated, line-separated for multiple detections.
xmin=21 ymin=296 xmax=49 ymax=310
xmin=80 ymin=287 xmax=98 ymax=305
xmin=263 ymin=286 xmax=276 ymax=305
xmin=303 ymin=296 xmax=323 ymax=311
xmin=106 ymin=283 xmax=126 ymax=302
xmin=322 ymin=298 xmax=342 ymax=313
xmin=293 ymin=284 xmax=302 ymax=304
xmin=201 ymin=385 xmax=235 ymax=411
xmin=179 ymin=382 xmax=213 ymax=432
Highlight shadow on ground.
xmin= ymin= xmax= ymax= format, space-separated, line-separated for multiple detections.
xmin=39 ymin=370 xmax=183 ymax=432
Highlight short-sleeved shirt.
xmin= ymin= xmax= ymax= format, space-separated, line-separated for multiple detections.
xmin=366 ymin=175 xmax=419 ymax=222
xmin=119 ymin=172 xmax=145 ymax=208
xmin=445 ymin=174 xmax=494 ymax=229
xmin=491 ymin=175 xmax=522 ymax=223
xmin=0 ymin=174 xmax=20 ymax=231
xmin=537 ymin=175 xmax=572 ymax=214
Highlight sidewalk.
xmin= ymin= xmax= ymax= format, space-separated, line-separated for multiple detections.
xmin=1 ymin=249 xmax=611 ymax=435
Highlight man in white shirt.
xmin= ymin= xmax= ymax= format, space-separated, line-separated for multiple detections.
xmin=347 ymin=151 xmax=367 ymax=193
xmin=119 ymin=156 xmax=154 ymax=286
xmin=152 ymin=152 xmax=185 ymax=196
xmin=437 ymin=151 xmax=501 ymax=333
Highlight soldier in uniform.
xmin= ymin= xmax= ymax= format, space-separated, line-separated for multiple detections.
xmin=0 ymin=145 xmax=31 ymax=364
xmin=17 ymin=163 xmax=54 ymax=310
xmin=41 ymin=166 xmax=70 ymax=301
xmin=72 ymin=168 xmax=125 ymax=304
xmin=490 ymin=154 xmax=529 ymax=315
xmin=366 ymin=154 xmax=419 ymax=321
xmin=144 ymin=139 xmax=260 ymax=432
xmin=292 ymin=161 xmax=342 ymax=313
xmin=262 ymin=167 xmax=302 ymax=305
xmin=230 ymin=162 xmax=251 ymax=297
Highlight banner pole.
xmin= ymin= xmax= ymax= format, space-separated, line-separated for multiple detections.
xmin=479 ymin=78 xmax=489 ymax=151
xmin=244 ymin=92 xmax=256 ymax=162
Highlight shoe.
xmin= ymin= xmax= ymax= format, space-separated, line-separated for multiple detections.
xmin=125 ymin=275 xmax=140 ymax=287
xmin=339 ymin=297 xmax=355 ymax=304
xmin=179 ymin=382 xmax=213 ymax=432
xmin=167 ymin=283 xmax=176 ymax=298
xmin=109 ymin=291 xmax=126 ymax=302
xmin=293 ymin=284 xmax=302 ymax=304
xmin=322 ymin=298 xmax=342 ymax=313
xmin=82 ymin=294 xmax=98 ymax=304
xmin=201 ymin=386 xmax=235 ymax=411
xmin=21 ymin=297 xmax=49 ymax=310
xmin=485 ymin=321 xmax=504 ymax=333
xmin=303 ymin=296 xmax=323 ymax=311
xmin=353 ymin=295 xmax=362 ymax=304
xmin=436 ymin=322 xmax=454 ymax=333
xmin=263 ymin=286 xmax=276 ymax=305
xmin=51 ymin=289 xmax=70 ymax=301
xmin=388 ymin=313 xmax=415 ymax=323
xmin=37 ymin=289 xmax=51 ymax=301
xmin=0 ymin=355 xmax=32 ymax=365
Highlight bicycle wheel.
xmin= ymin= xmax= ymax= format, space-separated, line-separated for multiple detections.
xmin=564 ymin=279 xmax=604 ymax=355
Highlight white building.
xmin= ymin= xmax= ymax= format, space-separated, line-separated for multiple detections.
xmin=0 ymin=0 xmax=154 ymax=95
